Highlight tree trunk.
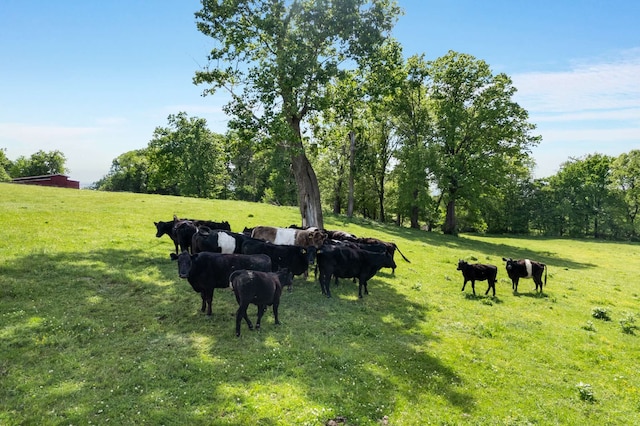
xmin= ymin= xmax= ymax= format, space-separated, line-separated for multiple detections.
xmin=291 ymin=153 xmax=324 ymax=228
xmin=333 ymin=145 xmax=345 ymax=214
xmin=287 ymin=116 xmax=324 ymax=229
xmin=443 ymin=198 xmax=457 ymax=235
xmin=410 ymin=189 xmax=419 ymax=229
xmin=378 ymin=176 xmax=385 ymax=222
xmin=347 ymin=131 xmax=356 ymax=218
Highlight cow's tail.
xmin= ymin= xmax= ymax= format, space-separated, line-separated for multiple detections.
xmin=394 ymin=244 xmax=411 ymax=263
xmin=544 ymin=264 xmax=547 ymax=287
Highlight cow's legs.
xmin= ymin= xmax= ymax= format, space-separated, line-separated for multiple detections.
xmin=256 ymin=305 xmax=267 ymax=329
xmin=461 ymin=279 xmax=468 ymax=292
xmin=486 ymin=280 xmax=496 ymax=296
xmin=534 ymin=276 xmax=543 ymax=292
xmin=236 ymin=305 xmax=253 ymax=337
xmin=205 ymin=291 xmax=214 ymax=316
xmin=512 ymin=278 xmax=519 ymax=292
xmin=200 ymin=292 xmax=206 ymax=313
xmin=358 ymin=279 xmax=369 ymax=298
xmin=272 ymin=302 xmax=280 ymax=325
xmin=319 ymin=274 xmax=331 ymax=297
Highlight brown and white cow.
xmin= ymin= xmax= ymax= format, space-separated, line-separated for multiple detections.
xmin=251 ymin=226 xmax=327 ymax=249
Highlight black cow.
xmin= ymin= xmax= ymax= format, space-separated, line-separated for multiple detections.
xmin=352 ymin=237 xmax=410 ymax=273
xmin=241 ymin=238 xmax=310 ymax=285
xmin=191 ymin=227 xmax=250 ymax=254
xmin=155 ymin=219 xmax=179 ymax=253
xmin=155 ymin=217 xmax=230 ymax=253
xmin=316 ymin=245 xmax=396 ymax=298
xmin=170 ymin=251 xmax=272 ymax=315
xmin=174 ymin=220 xmax=197 ymax=253
xmin=314 ymin=240 xmax=388 ymax=283
xmin=502 ymin=257 xmax=547 ymax=293
xmin=229 ymin=269 xmax=292 ymax=337
xmin=187 ymin=219 xmax=231 ymax=231
xmin=456 ymin=260 xmax=498 ymax=296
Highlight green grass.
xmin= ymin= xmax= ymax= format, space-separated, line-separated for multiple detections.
xmin=1 ymin=183 xmax=639 ymax=425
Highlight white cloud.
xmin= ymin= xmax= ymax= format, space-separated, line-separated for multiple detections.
xmin=512 ymin=50 xmax=640 ymax=177
xmin=513 ymin=52 xmax=640 ymax=114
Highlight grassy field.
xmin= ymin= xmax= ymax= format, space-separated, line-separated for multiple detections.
xmin=1 ymin=183 xmax=639 ymax=425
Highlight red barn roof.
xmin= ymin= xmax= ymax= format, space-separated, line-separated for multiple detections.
xmin=12 ymin=174 xmax=80 ymax=189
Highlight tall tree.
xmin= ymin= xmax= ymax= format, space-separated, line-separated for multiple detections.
xmin=193 ymin=0 xmax=401 ymax=228
xmin=426 ymin=51 xmax=540 ymax=234
xmin=611 ymin=150 xmax=640 ymax=238
xmin=550 ymin=154 xmax=615 ymax=238
xmin=147 ymin=112 xmax=226 ymax=198
xmin=393 ymin=54 xmax=431 ymax=228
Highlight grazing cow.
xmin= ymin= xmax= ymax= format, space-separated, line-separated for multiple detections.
xmin=241 ymin=238 xmax=310 ymax=284
xmin=191 ymin=227 xmax=250 ymax=254
xmin=316 ymin=245 xmax=396 ymax=298
xmin=502 ymin=257 xmax=547 ymax=293
xmin=352 ymin=237 xmax=410 ymax=273
xmin=170 ymin=251 xmax=272 ymax=315
xmin=229 ymin=269 xmax=292 ymax=337
xmin=155 ymin=219 xmax=179 ymax=253
xmin=251 ymin=225 xmax=327 ymax=249
xmin=456 ymin=260 xmax=498 ymax=296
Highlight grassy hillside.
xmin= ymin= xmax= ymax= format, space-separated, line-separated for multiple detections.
xmin=1 ymin=183 xmax=639 ymax=425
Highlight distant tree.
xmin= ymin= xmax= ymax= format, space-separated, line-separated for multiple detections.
xmin=193 ymin=0 xmax=401 ymax=228
xmin=0 ymin=148 xmax=11 ymax=182
xmin=550 ymin=154 xmax=615 ymax=238
xmin=95 ymin=149 xmax=150 ymax=193
xmin=480 ymin=158 xmax=535 ymax=234
xmin=147 ymin=112 xmax=227 ymax=198
xmin=610 ymin=150 xmax=640 ymax=238
xmin=426 ymin=51 xmax=540 ymax=235
xmin=10 ymin=150 xmax=67 ymax=177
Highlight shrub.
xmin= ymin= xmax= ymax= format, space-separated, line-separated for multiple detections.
xmin=581 ymin=321 xmax=596 ymax=332
xmin=576 ymin=382 xmax=596 ymax=403
xmin=619 ymin=312 xmax=638 ymax=335
xmin=591 ymin=307 xmax=611 ymax=321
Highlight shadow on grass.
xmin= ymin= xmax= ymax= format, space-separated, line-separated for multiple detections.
xmin=1 ymin=248 xmax=475 ymax=424
xmin=325 ymin=215 xmax=596 ymax=271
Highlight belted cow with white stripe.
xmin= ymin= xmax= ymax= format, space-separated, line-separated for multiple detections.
xmin=502 ymin=258 xmax=547 ymax=293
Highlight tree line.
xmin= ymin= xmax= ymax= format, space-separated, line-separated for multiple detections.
xmin=86 ymin=110 xmax=639 ymax=241
xmin=0 ymin=149 xmax=67 ymax=181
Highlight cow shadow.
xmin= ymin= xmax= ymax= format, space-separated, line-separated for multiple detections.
xmin=463 ymin=293 xmax=504 ymax=304
xmin=1 ymin=247 xmax=476 ymax=424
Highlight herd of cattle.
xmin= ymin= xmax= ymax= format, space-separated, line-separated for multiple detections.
xmin=155 ymin=215 xmax=547 ymax=336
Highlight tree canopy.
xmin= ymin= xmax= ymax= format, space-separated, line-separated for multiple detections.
xmin=426 ymin=51 xmax=541 ymax=234
xmin=193 ymin=0 xmax=401 ymax=228
xmin=9 ymin=150 xmax=68 ymax=178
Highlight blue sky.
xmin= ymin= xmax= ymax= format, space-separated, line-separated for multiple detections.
xmin=1 ymin=1 xmax=639 ymax=186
